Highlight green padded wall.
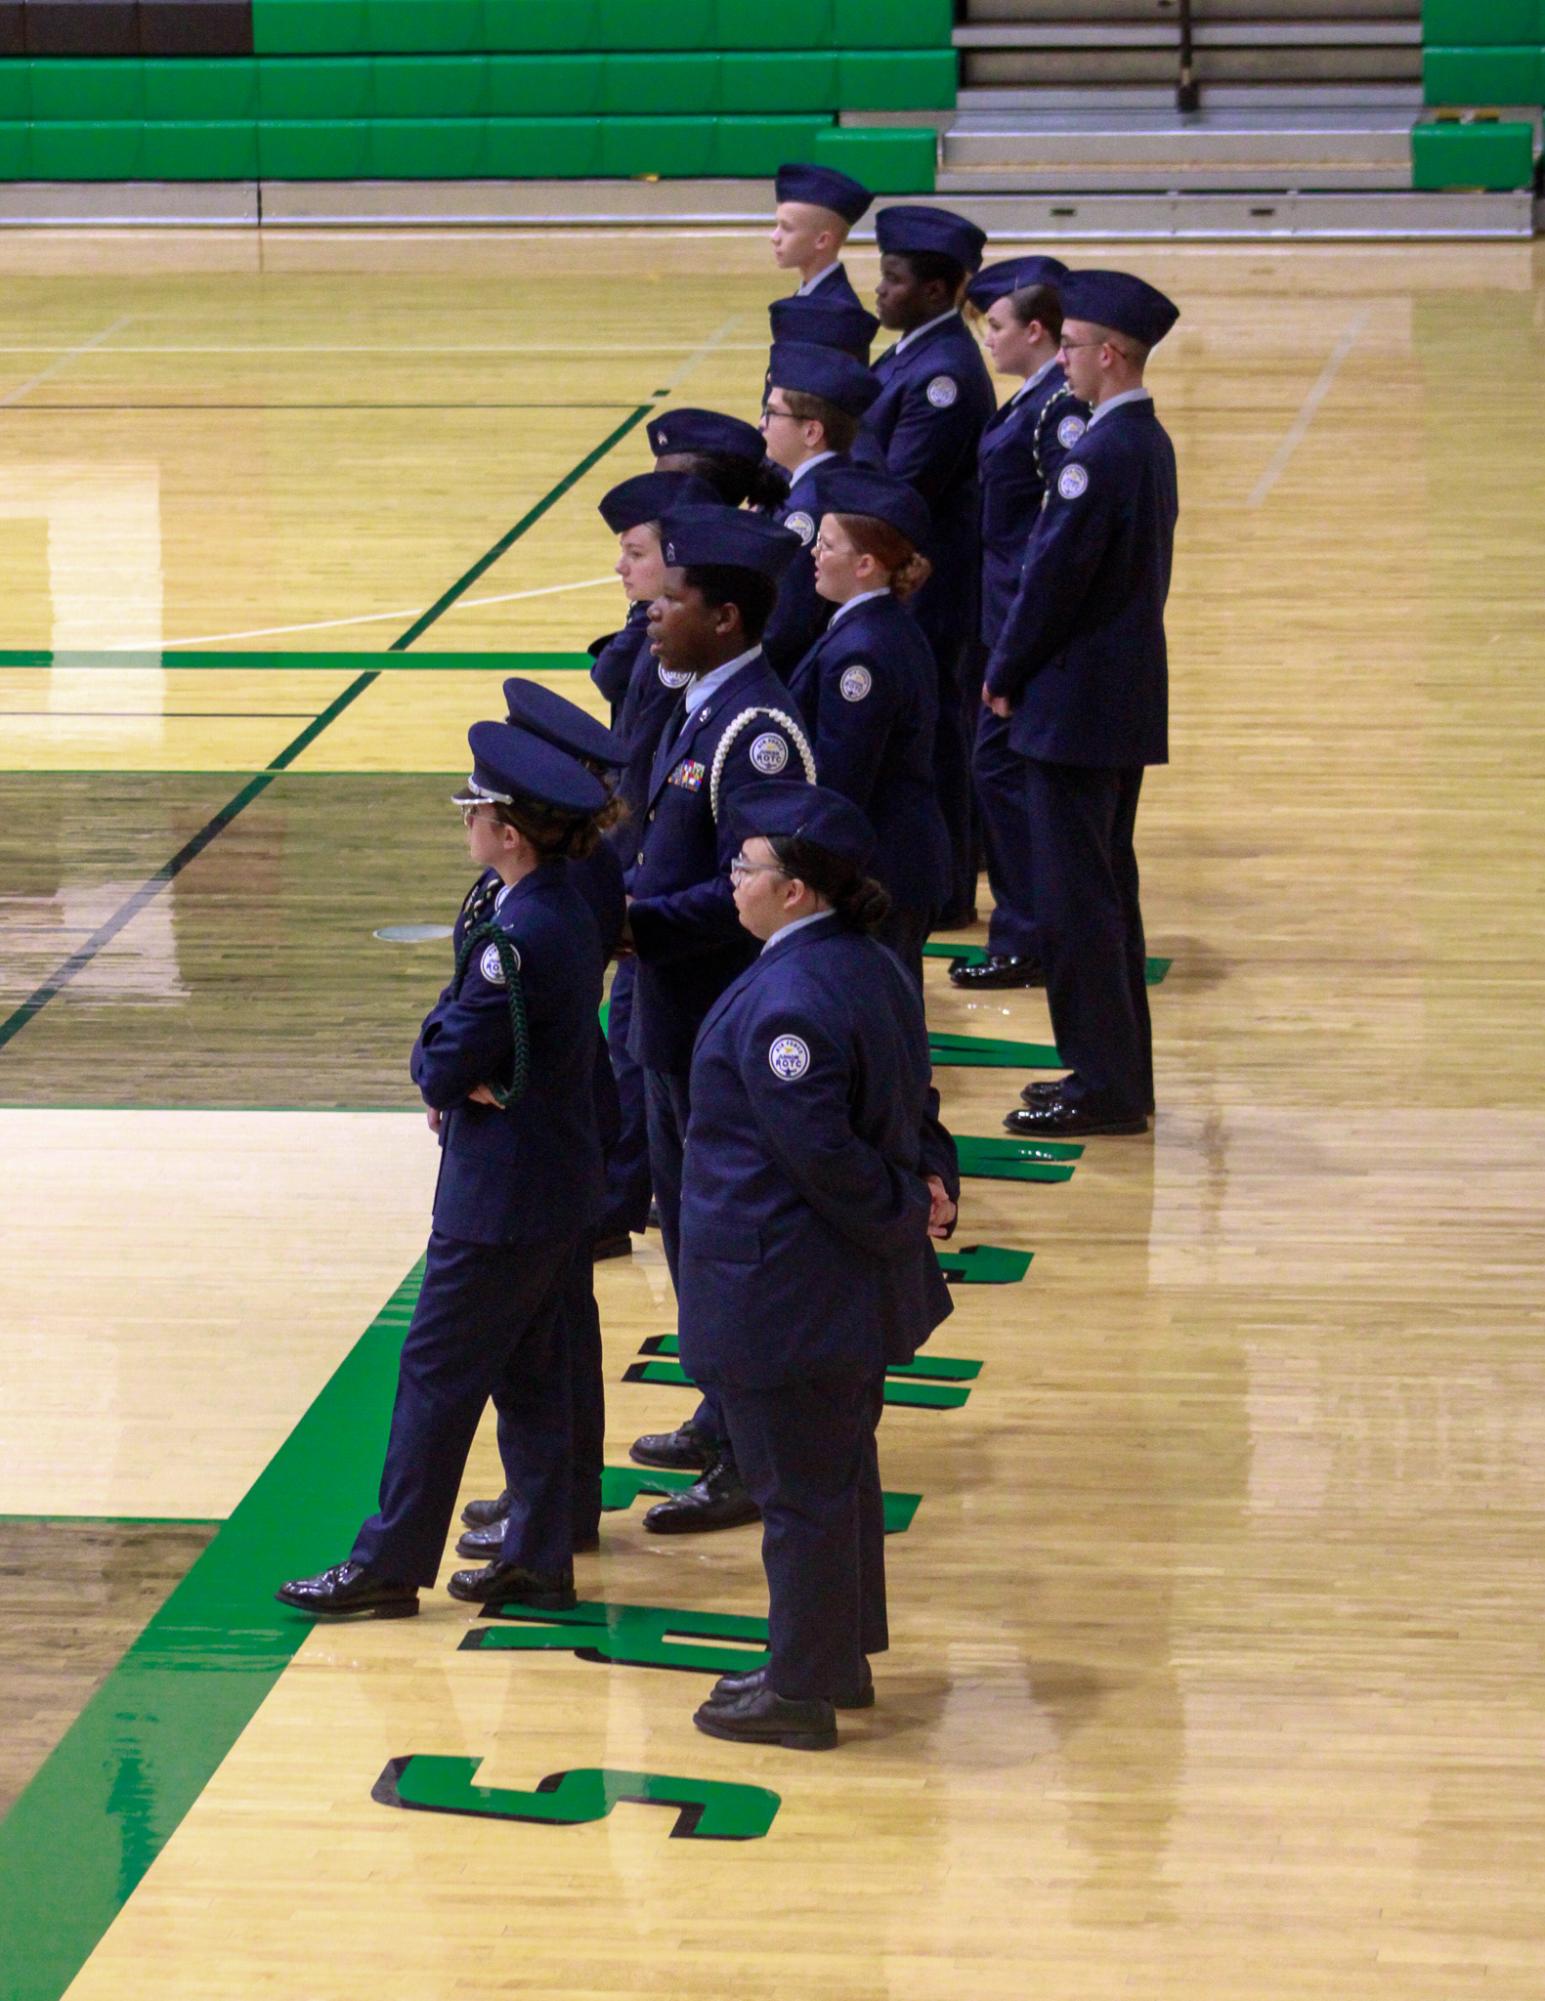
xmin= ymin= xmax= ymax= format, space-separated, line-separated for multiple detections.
xmin=1423 ymin=45 xmax=1543 ymax=103
xmin=1421 ymin=0 xmax=1539 ymax=43
xmin=1411 ymin=117 xmax=1536 ymax=185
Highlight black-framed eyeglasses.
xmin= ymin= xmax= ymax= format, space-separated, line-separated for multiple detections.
xmin=729 ymin=854 xmax=787 ymax=882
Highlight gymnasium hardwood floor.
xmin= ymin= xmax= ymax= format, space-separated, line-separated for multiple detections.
xmin=0 ymin=227 xmax=1542 ymax=2001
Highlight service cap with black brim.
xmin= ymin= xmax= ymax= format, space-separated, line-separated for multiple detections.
xmin=501 ymin=677 xmax=627 ymax=771
xmin=452 ymin=720 xmax=609 ymax=817
xmin=728 ymin=779 xmax=877 ymax=874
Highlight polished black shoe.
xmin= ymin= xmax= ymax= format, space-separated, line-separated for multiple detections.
xmin=707 ymin=1664 xmax=874 ymax=1712
xmin=1003 ymin=1101 xmax=1148 ymax=1138
xmin=642 ymin=1456 xmax=761 ymax=1535
xmin=461 ymin=1488 xmax=514 ymax=1529
xmin=1019 ymin=1077 xmax=1070 ymax=1107
xmin=455 ymin=1519 xmax=599 ymax=1560
xmin=275 ymin=1559 xmax=418 ymax=1620
xmin=948 ymin=953 xmax=1044 ymax=991
xmin=446 ymin=1561 xmax=576 ymax=1608
xmin=693 ymin=1684 xmax=837 ymax=1751
xmin=629 ymin=1421 xmax=715 ymax=1472
xmin=592 ymin=1232 xmax=632 ymax=1261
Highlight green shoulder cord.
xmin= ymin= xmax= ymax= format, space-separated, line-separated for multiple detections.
xmin=453 ymin=920 xmax=531 ymax=1110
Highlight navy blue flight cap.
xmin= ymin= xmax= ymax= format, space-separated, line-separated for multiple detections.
xmin=598 ymin=470 xmax=721 ymax=534
xmin=766 ymin=341 xmax=880 ymax=417
xmin=1059 ymin=269 xmax=1180 ymax=347
xmin=657 ymin=505 xmax=802 ymax=581
xmin=453 ymin=720 xmax=609 ymax=817
xmin=729 ymin=780 xmax=877 ymax=874
xmin=768 ymin=293 xmax=880 ymax=362
xmin=966 ymin=255 xmax=1068 ymax=312
xmin=647 ymin=407 xmax=765 ymax=465
xmin=774 ymin=161 xmax=873 ymax=225
xmin=501 ymin=677 xmax=626 ymax=771
xmin=813 ymin=466 xmax=929 ymax=553
xmin=874 ymin=203 xmax=987 ymax=276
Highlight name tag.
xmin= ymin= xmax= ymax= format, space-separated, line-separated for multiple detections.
xmin=668 ymin=758 xmax=706 ymax=792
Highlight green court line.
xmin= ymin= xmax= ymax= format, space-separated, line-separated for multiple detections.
xmin=0 ymin=1262 xmax=425 ymax=2001
xmin=0 ymin=651 xmax=592 ymax=672
xmin=391 ymin=405 xmax=654 ymax=651
xmin=923 ymin=941 xmax=1174 ymax=986
xmin=0 ymin=1515 xmax=222 ymax=1527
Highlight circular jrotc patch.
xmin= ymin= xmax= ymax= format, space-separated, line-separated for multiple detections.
xmin=786 ymin=510 xmax=816 ymax=547
xmin=1057 ymin=463 xmax=1089 ymax=501
xmin=750 ymin=732 xmax=790 ymax=775
xmin=840 ymin=665 xmax=873 ymax=703
xmin=657 ymin=663 xmax=692 ymax=688
xmin=768 ymin=1034 xmax=811 ymax=1081
xmin=1057 ymin=413 xmax=1087 ymax=449
xmin=926 ymin=375 xmax=958 ymax=409
xmin=479 ymin=941 xmax=519 ymax=985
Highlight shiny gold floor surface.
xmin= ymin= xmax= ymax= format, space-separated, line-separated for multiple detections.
xmin=0 ymin=229 xmax=1542 ymax=2001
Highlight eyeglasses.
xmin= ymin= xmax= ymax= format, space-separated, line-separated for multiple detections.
xmin=729 ymin=854 xmax=787 ymax=882
xmin=760 ymin=402 xmax=799 ymax=422
xmin=459 ymin=803 xmax=499 ymax=826
xmin=1059 ymin=337 xmax=1105 ymax=353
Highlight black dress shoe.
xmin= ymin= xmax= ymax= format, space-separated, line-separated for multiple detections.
xmin=446 ymin=1561 xmax=576 ymax=1608
xmin=629 ymin=1421 xmax=715 ymax=1472
xmin=461 ymin=1488 xmax=514 ymax=1529
xmin=592 ymin=1232 xmax=632 ymax=1261
xmin=642 ymin=1456 xmax=761 ymax=1535
xmin=1019 ymin=1077 xmax=1070 ymax=1107
xmin=1002 ymin=1102 xmax=1148 ymax=1138
xmin=948 ymin=953 xmax=1044 ymax=991
xmin=275 ymin=1559 xmax=418 ymax=1619
xmin=455 ymin=1520 xmax=599 ymax=1560
xmin=693 ymin=1684 xmax=837 ymax=1751
xmin=708 ymin=1664 xmax=874 ymax=1711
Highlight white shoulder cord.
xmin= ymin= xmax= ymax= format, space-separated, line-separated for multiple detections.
xmin=708 ymin=705 xmax=818 ymax=822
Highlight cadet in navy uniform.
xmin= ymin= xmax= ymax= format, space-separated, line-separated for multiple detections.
xmin=788 ymin=466 xmax=949 ymax=985
xmin=588 ymin=471 xmax=724 ymax=1248
xmin=623 ymin=507 xmax=817 ymax=1534
xmin=770 ymin=160 xmax=872 ymax=308
xmin=649 ymin=407 xmax=787 ymax=514
xmin=956 ymin=255 xmax=1091 ymax=996
xmin=277 ymin=723 xmax=615 ymax=1618
xmin=768 ymin=292 xmax=880 ymax=366
xmin=681 ymin=783 xmax=958 ymax=1749
xmin=855 ymin=204 xmax=996 ymax=927
xmin=455 ymin=679 xmax=627 ymax=1565
xmin=982 ymin=270 xmax=1179 ymax=1138
xmin=758 ymin=340 xmax=878 ymax=677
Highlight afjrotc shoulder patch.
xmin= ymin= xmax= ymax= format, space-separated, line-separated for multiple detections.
xmin=668 ymin=758 xmax=707 ymax=791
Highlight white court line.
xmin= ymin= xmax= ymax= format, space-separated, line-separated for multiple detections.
xmin=162 ymin=574 xmax=618 ymax=650
xmin=0 ymin=315 xmax=135 ymax=407
xmin=652 ymin=310 xmax=749 ymax=396
xmin=1246 ymin=307 xmax=1371 ymax=509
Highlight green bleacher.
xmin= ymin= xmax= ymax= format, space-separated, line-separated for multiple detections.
xmin=0 ymin=0 xmax=955 ymax=185
xmin=1414 ymin=0 xmax=1543 ymax=192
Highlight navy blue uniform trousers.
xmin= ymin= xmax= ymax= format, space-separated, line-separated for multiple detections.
xmin=718 ymin=1371 xmax=887 ymax=1701
xmin=642 ymin=1065 xmax=727 ymax=1450
xmin=973 ymin=702 xmax=1040 ymax=961
xmin=1027 ymin=759 xmax=1153 ymax=1119
xmin=600 ymin=956 xmax=651 ymax=1237
xmin=351 ymin=1227 xmax=579 ymax=1587
xmin=492 ymin=1239 xmax=605 ymax=1547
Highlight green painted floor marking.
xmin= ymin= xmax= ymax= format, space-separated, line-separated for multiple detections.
xmin=928 ymin=1031 xmax=1063 ymax=1069
xmin=922 ymin=941 xmax=1173 ymax=986
xmin=953 ymin=1135 xmax=1078 ymax=1185
xmin=0 ymin=650 xmax=592 ymax=673
xmin=644 ymin=1334 xmax=980 ymax=1383
xmin=956 ymin=1134 xmax=1083 ymax=1164
xmin=374 ymin=1756 xmax=779 ymax=1841
xmin=935 ymin=1244 xmax=1033 ymax=1285
xmin=0 ymin=1260 xmax=424 ymax=2001
xmin=463 ymin=1598 xmax=770 ymax=1676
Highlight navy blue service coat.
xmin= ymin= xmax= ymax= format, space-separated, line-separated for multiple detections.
xmin=854 ymin=312 xmax=996 ymax=664
xmin=978 ymin=365 xmax=1089 ymax=648
xmin=786 ymin=593 xmax=950 ymax=926
xmin=984 ymin=395 xmax=1177 ymax=769
xmin=802 ymin=263 xmax=864 ymax=309
xmin=760 ymin=455 xmax=848 ymax=679
xmin=677 ymin=912 xmax=954 ymax=1389
xmin=624 ymin=653 xmax=815 ymax=1077
xmin=589 ymin=601 xmax=649 ymax=722
xmin=412 ymin=861 xmax=606 ymax=1245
